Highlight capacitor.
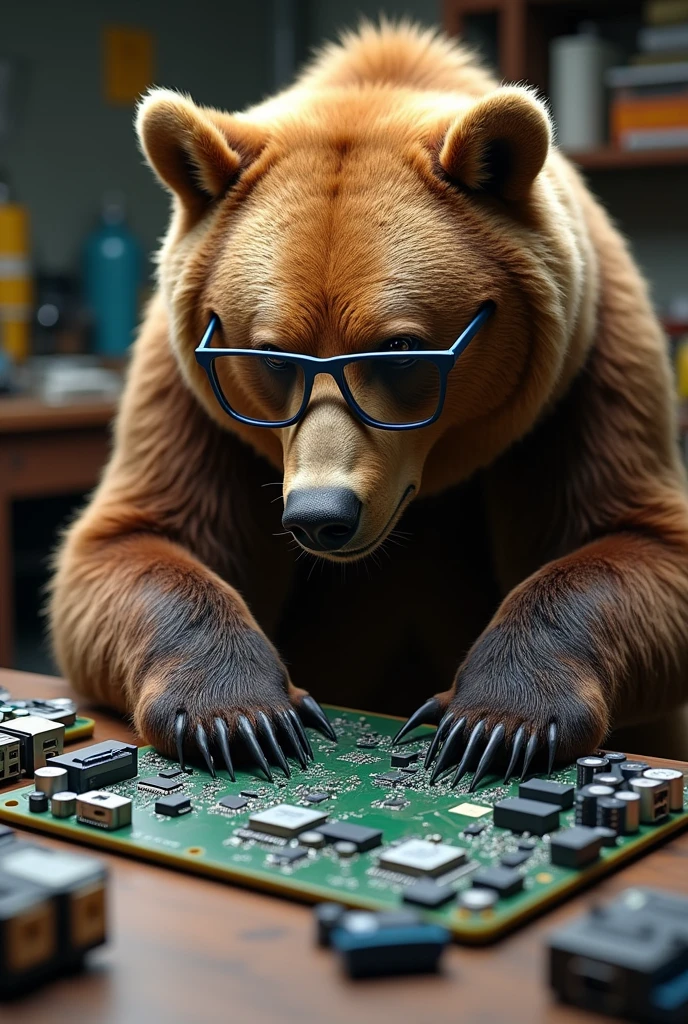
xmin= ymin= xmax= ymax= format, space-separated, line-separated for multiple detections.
xmin=576 ymin=756 xmax=609 ymax=788
xmin=594 ymin=773 xmax=622 ymax=791
xmin=596 ymin=797 xmax=625 ymax=834
xmin=458 ymin=888 xmax=498 ymax=912
xmin=575 ymin=784 xmax=615 ymax=826
xmin=29 ymin=792 xmax=48 ymax=813
xmin=599 ymin=751 xmax=626 ymax=766
xmin=628 ymin=777 xmax=669 ymax=823
xmin=51 ymin=791 xmax=77 ymax=818
xmin=620 ymin=761 xmax=650 ymax=783
xmin=642 ymin=768 xmax=685 ymax=812
xmin=616 ymin=791 xmax=640 ymax=833
xmin=334 ymin=841 xmax=357 ymax=858
xmin=34 ymin=765 xmax=69 ymax=797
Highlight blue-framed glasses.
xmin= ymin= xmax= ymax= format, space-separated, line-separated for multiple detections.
xmin=194 ymin=301 xmax=495 ymax=431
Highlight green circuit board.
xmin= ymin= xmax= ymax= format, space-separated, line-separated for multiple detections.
xmin=1 ymin=706 xmax=686 ymax=942
xmin=65 ymin=715 xmax=95 ymax=744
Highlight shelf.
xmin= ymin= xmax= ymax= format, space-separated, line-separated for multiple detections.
xmin=563 ymin=146 xmax=688 ymax=171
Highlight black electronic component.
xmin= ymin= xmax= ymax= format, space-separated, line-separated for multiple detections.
xmin=593 ymin=826 xmax=618 ymax=847
xmin=574 ymin=784 xmax=615 ymax=826
xmin=549 ymin=887 xmax=688 ymax=1022
xmin=593 ymin=773 xmax=622 ymax=790
xmin=317 ymin=822 xmax=383 ymax=852
xmin=576 ymin=756 xmax=609 ymax=788
xmin=472 ymin=866 xmax=524 ymax=898
xmin=620 ymin=760 xmax=651 ymax=783
xmin=47 ymin=740 xmax=138 ymax=793
xmin=402 ymin=879 xmax=456 ymax=908
xmin=390 ymin=750 xmax=419 ymax=768
xmin=28 ymin=792 xmax=48 ymax=814
xmin=304 ymin=792 xmax=329 ymax=804
xmin=382 ymin=798 xmax=406 ymax=808
xmin=240 ymin=790 xmax=259 ymax=798
xmin=268 ymin=845 xmax=309 ymax=866
xmin=599 ymin=751 xmax=626 ymax=765
xmin=158 ymin=768 xmax=183 ymax=780
xmin=314 ymin=902 xmax=346 ymax=946
xmin=517 ymin=838 xmax=538 ymax=850
xmin=500 ymin=850 xmax=532 ymax=868
xmin=138 ymin=776 xmax=182 ymax=793
xmin=550 ymin=827 xmax=603 ymax=868
xmin=218 ymin=795 xmax=248 ymax=811
xmin=596 ymin=797 xmax=625 ymax=834
xmin=518 ymin=779 xmax=575 ymax=809
xmin=493 ymin=797 xmax=560 ymax=836
xmin=375 ymin=771 xmax=405 ymax=784
xmin=463 ymin=823 xmax=486 ymax=837
xmin=330 ymin=913 xmax=449 ymax=978
xmin=155 ymin=794 xmax=192 ymax=817
xmin=400 ymin=765 xmax=419 ymax=774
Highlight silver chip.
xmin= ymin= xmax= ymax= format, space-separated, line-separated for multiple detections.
xmin=378 ymin=839 xmax=467 ymax=877
xmin=248 ymin=803 xmax=329 ymax=838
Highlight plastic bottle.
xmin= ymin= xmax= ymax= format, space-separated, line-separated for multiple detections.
xmin=83 ymin=192 xmax=142 ymax=356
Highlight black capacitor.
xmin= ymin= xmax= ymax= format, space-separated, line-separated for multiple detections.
xmin=598 ymin=751 xmax=626 ymax=766
xmin=28 ymin=791 xmax=48 ymax=813
xmin=575 ymin=784 xmax=615 ymax=826
xmin=596 ymin=797 xmax=625 ymax=834
xmin=620 ymin=760 xmax=650 ymax=783
xmin=594 ymin=773 xmax=622 ymax=791
xmin=576 ymin=756 xmax=609 ymax=788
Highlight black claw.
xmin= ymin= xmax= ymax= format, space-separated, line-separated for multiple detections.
xmin=452 ymin=719 xmax=486 ymax=787
xmin=424 ymin=714 xmax=451 ymax=770
xmin=175 ymin=711 xmax=187 ymax=772
xmin=520 ymin=732 xmax=539 ymax=780
xmin=547 ymin=722 xmax=558 ymax=775
xmin=504 ymin=725 xmax=526 ymax=784
xmin=430 ymin=717 xmax=466 ymax=784
xmin=298 ymin=695 xmax=337 ymax=743
xmin=278 ymin=711 xmax=308 ymax=769
xmin=288 ymin=709 xmax=314 ymax=761
xmin=469 ymin=723 xmax=505 ymax=792
xmin=194 ymin=722 xmax=216 ymax=778
xmin=214 ymin=718 xmax=235 ymax=781
xmin=392 ymin=697 xmax=441 ymax=745
xmin=257 ymin=711 xmax=291 ymax=778
xmin=237 ymin=715 xmax=273 ymax=782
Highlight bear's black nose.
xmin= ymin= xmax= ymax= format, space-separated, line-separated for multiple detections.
xmin=282 ymin=487 xmax=362 ymax=552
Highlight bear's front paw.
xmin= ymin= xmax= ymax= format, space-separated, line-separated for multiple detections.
xmin=394 ymin=626 xmax=609 ymax=789
xmin=134 ymin=627 xmax=336 ymax=782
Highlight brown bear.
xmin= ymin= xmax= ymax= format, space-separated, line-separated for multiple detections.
xmin=50 ymin=22 xmax=688 ymax=785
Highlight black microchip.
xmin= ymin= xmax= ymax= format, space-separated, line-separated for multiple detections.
xmin=390 ymin=750 xmax=420 ymax=768
xmin=401 ymin=766 xmax=419 ymax=775
xmin=269 ymin=845 xmax=309 ymax=866
xmin=550 ymin=827 xmax=603 ymax=868
xmin=517 ymin=838 xmax=538 ymax=851
xmin=304 ymin=792 xmax=329 ymax=804
xmin=500 ymin=850 xmax=532 ymax=868
xmin=159 ymin=767 xmax=183 ymax=779
xmin=155 ymin=794 xmax=192 ymax=817
xmin=519 ymin=779 xmax=575 ymax=810
xmin=376 ymin=771 xmax=405 ymax=784
xmin=138 ymin=775 xmax=182 ymax=792
xmin=218 ymin=795 xmax=248 ymax=811
xmin=493 ymin=797 xmax=560 ymax=836
xmin=240 ymin=790 xmax=260 ymax=798
xmin=318 ymin=822 xmax=383 ymax=852
xmin=382 ymin=798 xmax=406 ymax=808
xmin=403 ymin=879 xmax=456 ymax=908
xmin=462 ymin=823 xmax=486 ymax=836
xmin=472 ymin=866 xmax=524 ymax=898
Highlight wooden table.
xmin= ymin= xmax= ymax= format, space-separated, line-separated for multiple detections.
xmin=2 ymin=669 xmax=687 ymax=1024
xmin=0 ymin=397 xmax=116 ymax=667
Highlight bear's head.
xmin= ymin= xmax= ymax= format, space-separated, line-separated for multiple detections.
xmin=137 ymin=77 xmax=594 ymax=560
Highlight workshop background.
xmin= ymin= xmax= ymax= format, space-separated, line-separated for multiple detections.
xmin=1 ymin=0 xmax=687 ymax=675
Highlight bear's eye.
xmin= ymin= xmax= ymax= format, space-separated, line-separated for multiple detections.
xmin=258 ymin=345 xmax=291 ymax=371
xmin=378 ymin=335 xmax=424 ymax=366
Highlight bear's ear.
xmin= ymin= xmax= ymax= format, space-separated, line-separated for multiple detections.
xmin=439 ymin=87 xmax=552 ymax=201
xmin=136 ymin=89 xmax=265 ymax=212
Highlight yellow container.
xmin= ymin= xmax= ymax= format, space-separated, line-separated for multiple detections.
xmin=0 ymin=203 xmax=32 ymax=362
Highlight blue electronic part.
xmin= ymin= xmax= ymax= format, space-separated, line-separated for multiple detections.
xmin=330 ymin=912 xmax=450 ymax=978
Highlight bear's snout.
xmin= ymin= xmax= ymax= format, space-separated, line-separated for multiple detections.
xmin=282 ymin=487 xmax=362 ymax=552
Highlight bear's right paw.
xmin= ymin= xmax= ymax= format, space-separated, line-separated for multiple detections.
xmin=133 ymin=627 xmax=336 ymax=781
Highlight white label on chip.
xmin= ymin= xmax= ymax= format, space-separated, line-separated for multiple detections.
xmin=378 ymin=839 xmax=467 ymax=877
xmin=248 ymin=804 xmax=329 ymax=838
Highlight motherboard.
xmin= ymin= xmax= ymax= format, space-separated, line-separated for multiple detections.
xmin=1 ymin=706 xmax=686 ymax=942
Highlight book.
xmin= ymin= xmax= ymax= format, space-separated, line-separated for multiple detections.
xmin=611 ymin=95 xmax=688 ymax=143
xmin=619 ymin=125 xmax=688 ymax=148
xmin=606 ymin=61 xmax=688 ymax=87
xmin=631 ymin=50 xmax=688 ymax=64
xmin=638 ymin=23 xmax=688 ymax=51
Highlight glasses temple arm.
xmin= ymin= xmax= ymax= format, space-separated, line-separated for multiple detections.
xmin=449 ymin=301 xmax=496 ymax=363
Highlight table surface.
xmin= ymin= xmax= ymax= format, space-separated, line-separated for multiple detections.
xmin=2 ymin=668 xmax=687 ymax=1024
xmin=0 ymin=395 xmax=117 ymax=434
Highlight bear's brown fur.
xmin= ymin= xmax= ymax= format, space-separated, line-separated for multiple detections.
xmin=50 ymin=23 xmax=688 ymax=774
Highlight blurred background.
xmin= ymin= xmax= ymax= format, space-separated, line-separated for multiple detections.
xmin=1 ymin=0 xmax=687 ymax=676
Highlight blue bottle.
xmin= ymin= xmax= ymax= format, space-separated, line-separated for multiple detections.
xmin=83 ymin=192 xmax=142 ymax=356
